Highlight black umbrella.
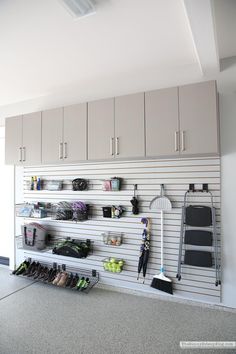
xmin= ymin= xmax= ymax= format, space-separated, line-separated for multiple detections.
xmin=130 ymin=184 xmax=139 ymax=215
xmin=137 ymin=218 xmax=150 ymax=283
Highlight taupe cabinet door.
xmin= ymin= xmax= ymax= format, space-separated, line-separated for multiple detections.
xmin=145 ymin=88 xmax=179 ymax=157
xmin=42 ymin=108 xmax=63 ymax=164
xmin=5 ymin=113 xmax=41 ymax=165
xmin=22 ymin=112 xmax=41 ymax=165
xmin=115 ymin=93 xmax=145 ymax=159
xmin=88 ymin=98 xmax=114 ymax=160
xmin=64 ymin=103 xmax=87 ymax=162
xmin=179 ymin=81 xmax=219 ymax=155
xmin=5 ymin=116 xmax=22 ymax=164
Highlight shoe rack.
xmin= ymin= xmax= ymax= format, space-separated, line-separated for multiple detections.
xmin=12 ymin=257 xmax=99 ymax=294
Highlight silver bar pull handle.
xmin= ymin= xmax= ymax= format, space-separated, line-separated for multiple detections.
xmin=64 ymin=142 xmax=67 ymax=159
xmin=22 ymin=147 xmax=26 ymax=162
xmin=19 ymin=147 xmax=22 ymax=162
xmin=181 ymin=131 xmax=185 ymax=151
xmin=115 ymin=137 xmax=119 ymax=155
xmin=110 ymin=137 xmax=114 ymax=156
xmin=59 ymin=143 xmax=63 ymax=159
xmin=175 ymin=131 xmax=179 ymax=152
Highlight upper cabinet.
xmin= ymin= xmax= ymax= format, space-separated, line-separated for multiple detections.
xmin=5 ymin=80 xmax=220 ymax=165
xmin=115 ymin=93 xmax=145 ymax=159
xmin=42 ymin=104 xmax=87 ymax=164
xmin=178 ymin=81 xmax=219 ymax=155
xmin=145 ymin=87 xmax=179 ymax=157
xmin=42 ymin=108 xmax=63 ymax=164
xmin=88 ymin=93 xmax=145 ymax=160
xmin=63 ymin=103 xmax=87 ymax=163
xmin=5 ymin=112 xmax=41 ymax=165
xmin=145 ymin=80 xmax=219 ymax=157
xmin=88 ymin=98 xmax=114 ymax=160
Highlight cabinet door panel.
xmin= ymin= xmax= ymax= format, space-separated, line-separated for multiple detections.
xmin=145 ymin=88 xmax=179 ymax=157
xmin=115 ymin=93 xmax=145 ymax=158
xmin=88 ymin=98 xmax=114 ymax=160
xmin=22 ymin=112 xmax=41 ymax=165
xmin=179 ymin=81 xmax=219 ymax=155
xmin=64 ymin=103 xmax=87 ymax=162
xmin=42 ymin=108 xmax=63 ymax=164
xmin=5 ymin=116 xmax=22 ymax=165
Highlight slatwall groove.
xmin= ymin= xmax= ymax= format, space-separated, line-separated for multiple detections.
xmin=21 ymin=157 xmax=221 ymax=303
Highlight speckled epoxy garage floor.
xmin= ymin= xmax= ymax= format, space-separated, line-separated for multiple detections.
xmin=0 ymin=267 xmax=235 ymax=354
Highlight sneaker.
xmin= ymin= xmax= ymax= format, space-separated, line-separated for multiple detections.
xmin=15 ymin=261 xmax=30 ymax=275
xmin=12 ymin=261 xmax=28 ymax=275
xmin=81 ymin=277 xmax=90 ymax=291
xmin=76 ymin=277 xmax=85 ymax=290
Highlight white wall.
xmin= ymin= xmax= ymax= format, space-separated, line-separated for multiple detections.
xmin=0 ymin=128 xmax=14 ymax=263
xmin=220 ymin=93 xmax=236 ymax=308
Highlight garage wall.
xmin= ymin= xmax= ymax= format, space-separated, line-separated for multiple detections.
xmin=220 ymin=93 xmax=236 ymax=308
xmin=0 ymin=127 xmax=14 ymax=262
xmin=19 ymin=157 xmax=221 ymax=303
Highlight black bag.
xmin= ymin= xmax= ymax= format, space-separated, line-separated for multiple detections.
xmin=52 ymin=239 xmax=91 ymax=258
xmin=72 ymin=178 xmax=88 ymax=191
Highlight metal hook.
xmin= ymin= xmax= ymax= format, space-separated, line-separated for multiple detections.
xmin=133 ymin=184 xmax=137 ymax=197
xmin=160 ymin=184 xmax=164 ymax=197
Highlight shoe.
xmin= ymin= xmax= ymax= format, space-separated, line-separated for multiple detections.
xmin=37 ymin=267 xmax=49 ymax=280
xmin=22 ymin=261 xmax=36 ymax=276
xmin=65 ymin=273 xmax=74 ymax=288
xmin=76 ymin=277 xmax=85 ymax=290
xmin=44 ymin=268 xmax=54 ymax=282
xmin=57 ymin=272 xmax=69 ymax=287
xmin=27 ymin=262 xmax=40 ymax=277
xmin=81 ymin=278 xmax=90 ymax=291
xmin=48 ymin=269 xmax=57 ymax=283
xmin=40 ymin=267 xmax=51 ymax=281
xmin=15 ymin=261 xmax=30 ymax=275
xmin=12 ymin=261 xmax=28 ymax=275
xmin=33 ymin=264 xmax=44 ymax=279
xmin=52 ymin=271 xmax=63 ymax=285
xmin=70 ymin=274 xmax=79 ymax=289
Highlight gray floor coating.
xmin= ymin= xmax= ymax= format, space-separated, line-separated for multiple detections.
xmin=0 ymin=267 xmax=235 ymax=354
xmin=0 ymin=266 xmax=35 ymax=300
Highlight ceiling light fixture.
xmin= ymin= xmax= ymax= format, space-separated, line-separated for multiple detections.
xmin=59 ymin=0 xmax=96 ymax=19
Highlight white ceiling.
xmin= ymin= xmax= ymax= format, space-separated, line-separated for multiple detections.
xmin=0 ymin=0 xmax=235 ymax=121
xmin=0 ymin=0 xmax=202 ymax=116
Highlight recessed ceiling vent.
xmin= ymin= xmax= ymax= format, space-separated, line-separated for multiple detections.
xmin=59 ymin=0 xmax=96 ymax=19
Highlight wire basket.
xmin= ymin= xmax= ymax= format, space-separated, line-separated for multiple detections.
xmin=102 ymin=257 xmax=125 ymax=273
xmin=72 ymin=205 xmax=90 ymax=222
xmin=102 ymin=232 xmax=123 ymax=246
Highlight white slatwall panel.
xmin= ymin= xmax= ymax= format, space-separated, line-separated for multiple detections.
xmin=21 ymin=157 xmax=221 ymax=303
